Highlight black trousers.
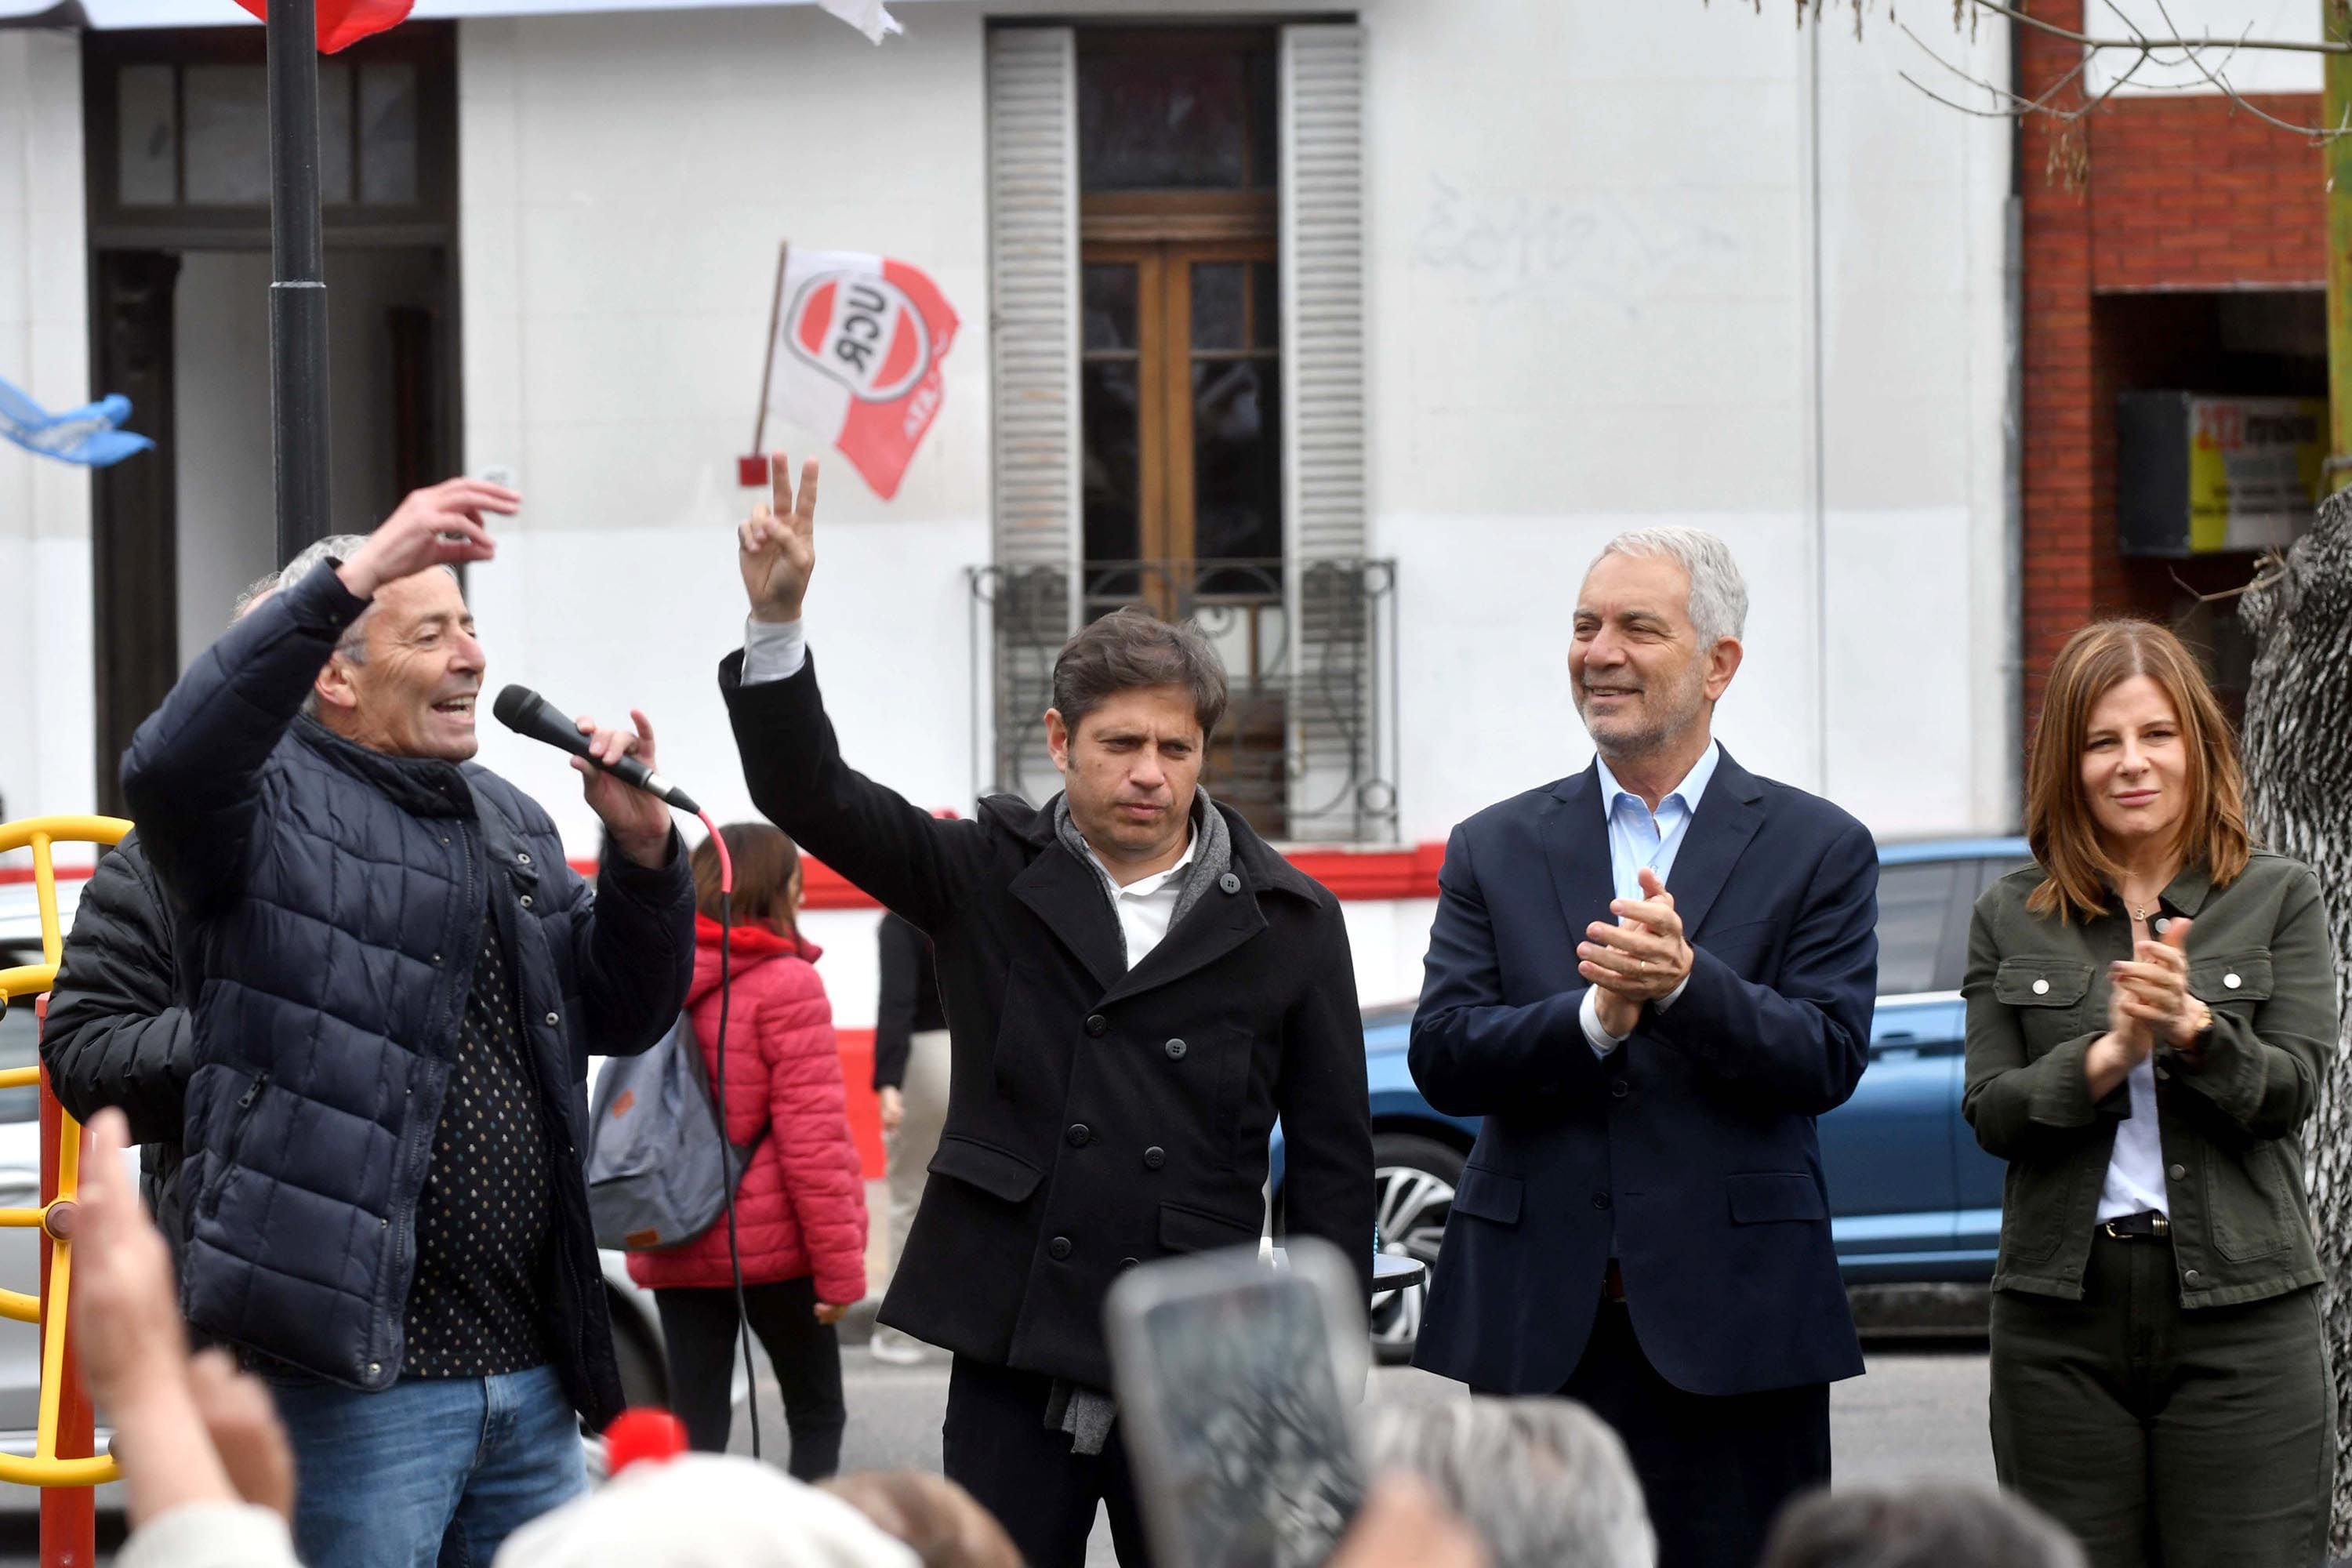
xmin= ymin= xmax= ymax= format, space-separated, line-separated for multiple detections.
xmin=654 ymin=1277 xmax=845 ymax=1481
xmin=1559 ymin=1295 xmax=1830 ymax=1568
xmin=1990 ymin=1233 xmax=2332 ymax=1568
xmin=941 ymin=1356 xmax=1153 ymax=1568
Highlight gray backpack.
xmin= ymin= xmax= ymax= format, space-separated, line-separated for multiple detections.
xmin=586 ymin=1011 xmax=765 ymax=1252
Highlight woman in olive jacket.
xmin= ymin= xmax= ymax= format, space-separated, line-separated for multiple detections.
xmin=1963 ymin=619 xmax=2337 ymax=1568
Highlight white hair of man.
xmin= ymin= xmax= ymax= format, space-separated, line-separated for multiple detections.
xmin=1590 ymin=526 xmax=1748 ymax=649
xmin=1360 ymin=1396 xmax=1656 ymax=1568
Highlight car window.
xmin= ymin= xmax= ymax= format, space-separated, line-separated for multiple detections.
xmin=1977 ymin=857 xmax=2034 ymax=896
xmin=1875 ymin=862 xmax=1958 ymax=996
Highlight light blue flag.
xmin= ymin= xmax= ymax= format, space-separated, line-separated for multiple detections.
xmin=0 ymin=375 xmax=154 ymax=467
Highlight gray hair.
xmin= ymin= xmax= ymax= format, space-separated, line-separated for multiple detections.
xmin=230 ymin=571 xmax=282 ymax=624
xmin=1760 ymin=1484 xmax=2085 ymax=1568
xmin=1591 ymin=526 xmax=1748 ymax=648
xmin=1361 ymin=1397 xmax=1654 ymax=1568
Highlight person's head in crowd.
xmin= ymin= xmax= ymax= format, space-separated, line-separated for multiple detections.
xmin=492 ymin=1454 xmax=918 ymax=1568
xmin=281 ymin=531 xmax=485 ymax=761
xmin=2024 ymin=617 xmax=2249 ymax=920
xmin=1360 ymin=1396 xmax=1654 ymax=1568
xmin=821 ymin=1471 xmax=1021 ymax=1568
xmin=1043 ymin=607 xmax=1229 ymax=872
xmin=1759 ymin=1483 xmax=2085 ymax=1568
xmin=1571 ymin=526 xmax=1747 ymax=775
xmin=693 ymin=822 xmax=804 ymax=935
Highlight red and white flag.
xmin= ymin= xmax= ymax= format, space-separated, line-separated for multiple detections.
xmin=760 ymin=249 xmax=958 ymax=501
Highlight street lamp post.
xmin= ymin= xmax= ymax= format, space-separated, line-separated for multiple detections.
xmin=267 ymin=0 xmax=332 ymax=565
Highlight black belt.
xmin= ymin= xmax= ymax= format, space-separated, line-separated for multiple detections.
xmin=2099 ymin=1210 xmax=2170 ymax=1241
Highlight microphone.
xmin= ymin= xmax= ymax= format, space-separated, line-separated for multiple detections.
xmin=492 ymin=684 xmax=702 ymax=814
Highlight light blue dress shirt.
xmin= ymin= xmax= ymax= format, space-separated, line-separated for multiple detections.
xmin=1578 ymin=740 xmax=1722 ymax=1055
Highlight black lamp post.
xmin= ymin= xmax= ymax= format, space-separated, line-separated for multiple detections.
xmin=267 ymin=0 xmax=332 ymax=565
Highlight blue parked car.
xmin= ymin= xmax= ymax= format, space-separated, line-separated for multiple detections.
xmin=1270 ymin=837 xmax=2034 ymax=1359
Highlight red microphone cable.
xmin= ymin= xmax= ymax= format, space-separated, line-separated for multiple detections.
xmin=695 ymin=811 xmax=762 ymax=1464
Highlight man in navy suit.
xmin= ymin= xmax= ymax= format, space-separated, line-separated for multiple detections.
xmin=1409 ymin=527 xmax=1878 ymax=1568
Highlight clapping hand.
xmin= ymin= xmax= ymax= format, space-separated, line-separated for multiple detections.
xmin=1579 ymin=868 xmax=1696 ymax=1036
xmin=740 ymin=452 xmax=819 ymax=624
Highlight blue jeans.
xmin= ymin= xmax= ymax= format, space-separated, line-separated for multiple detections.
xmin=269 ymin=1365 xmax=586 ymax=1568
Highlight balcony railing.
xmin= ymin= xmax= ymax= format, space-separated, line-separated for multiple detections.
xmin=966 ymin=558 xmax=1399 ymax=845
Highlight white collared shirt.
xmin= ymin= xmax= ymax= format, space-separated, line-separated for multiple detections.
xmin=1087 ymin=836 xmax=1197 ymax=970
xmin=1577 ymin=741 xmax=1721 ymax=1056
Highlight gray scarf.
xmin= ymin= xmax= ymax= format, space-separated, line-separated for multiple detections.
xmin=1043 ymin=787 xmax=1234 ymax=1453
xmin=1050 ymin=786 xmax=1233 ymax=964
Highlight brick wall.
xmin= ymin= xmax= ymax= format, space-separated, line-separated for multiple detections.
xmin=2018 ymin=0 xmax=2325 ymax=736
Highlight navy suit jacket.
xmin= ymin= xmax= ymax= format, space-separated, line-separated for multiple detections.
xmin=1408 ymin=749 xmax=1878 ymax=1397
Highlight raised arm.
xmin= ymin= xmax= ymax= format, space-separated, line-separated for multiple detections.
xmin=721 ymin=453 xmax=986 ymax=931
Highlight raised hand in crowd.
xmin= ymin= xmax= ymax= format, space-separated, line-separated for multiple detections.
xmin=1578 ymin=866 xmax=1693 ymax=1038
xmin=740 ymin=452 xmax=821 ymax=622
xmin=74 ymin=1108 xmax=303 ymax=1567
xmin=334 ymin=476 xmax=518 ymax=601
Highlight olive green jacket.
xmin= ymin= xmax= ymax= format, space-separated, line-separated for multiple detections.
xmin=1962 ymin=851 xmax=2338 ymax=1308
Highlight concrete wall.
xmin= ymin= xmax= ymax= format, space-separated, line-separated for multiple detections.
xmin=0 ymin=29 xmax=97 ymax=827
xmin=173 ymin=245 xmax=447 ymax=659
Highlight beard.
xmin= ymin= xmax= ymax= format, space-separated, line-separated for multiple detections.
xmin=1577 ymin=659 xmax=1710 ymax=760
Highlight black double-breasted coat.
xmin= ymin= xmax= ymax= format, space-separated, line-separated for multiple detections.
xmin=721 ymin=651 xmax=1374 ymax=1389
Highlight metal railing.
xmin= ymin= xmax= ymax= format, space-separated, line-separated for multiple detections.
xmin=967 ymin=559 xmax=1400 ymax=844
xmin=0 ymin=815 xmax=132 ymax=1506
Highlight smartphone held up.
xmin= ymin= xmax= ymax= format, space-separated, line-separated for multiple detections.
xmin=1105 ymin=1237 xmax=1372 ymax=1568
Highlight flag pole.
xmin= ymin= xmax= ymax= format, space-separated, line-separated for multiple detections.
xmin=750 ymin=241 xmax=789 ymax=460
xmin=268 ymin=0 xmax=332 ymax=565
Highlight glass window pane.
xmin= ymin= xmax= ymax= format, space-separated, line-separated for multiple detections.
xmin=1192 ymin=358 xmax=1282 ymax=581
xmin=1083 ymin=360 xmax=1143 ymax=590
xmin=1874 ymin=862 xmax=1957 ymax=997
xmin=319 ymin=62 xmax=354 ymax=206
xmin=1190 ymin=263 xmax=1245 ymax=351
xmin=1247 ymin=48 xmax=1277 ymax=190
xmin=1083 ymin=264 xmax=1138 ymax=353
xmin=118 ymin=64 xmax=178 ymax=207
xmin=359 ymin=62 xmax=419 ymax=205
xmin=1250 ymin=261 xmax=1279 ymax=350
xmin=1079 ymin=50 xmax=1248 ymax=191
xmin=183 ymin=65 xmax=270 ymax=205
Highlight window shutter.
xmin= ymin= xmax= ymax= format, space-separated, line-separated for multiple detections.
xmin=985 ymin=26 xmax=1080 ymax=801
xmin=1280 ymin=24 xmax=1390 ymax=842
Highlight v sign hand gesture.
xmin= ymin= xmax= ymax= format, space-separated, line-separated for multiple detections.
xmin=741 ymin=451 xmax=819 ymax=623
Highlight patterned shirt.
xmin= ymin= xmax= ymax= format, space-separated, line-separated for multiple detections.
xmin=401 ymin=909 xmax=555 ymax=1377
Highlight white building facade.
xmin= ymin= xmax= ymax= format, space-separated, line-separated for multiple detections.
xmin=0 ymin=0 xmax=2017 ymax=1025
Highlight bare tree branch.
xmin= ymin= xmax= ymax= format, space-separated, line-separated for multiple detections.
xmin=1953 ymin=0 xmax=2350 ymax=54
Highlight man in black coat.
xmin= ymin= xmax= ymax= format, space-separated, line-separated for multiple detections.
xmin=725 ymin=457 xmax=1373 ymax=1568
xmin=45 ymin=573 xmax=283 ymax=1261
xmin=42 ymin=833 xmax=192 ymax=1261
xmin=120 ymin=479 xmax=695 ymax=1568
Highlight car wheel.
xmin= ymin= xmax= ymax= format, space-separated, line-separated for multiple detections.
xmin=1371 ymin=1132 xmax=1462 ymax=1365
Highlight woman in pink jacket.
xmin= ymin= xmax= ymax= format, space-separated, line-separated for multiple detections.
xmin=627 ymin=823 xmax=866 ymax=1478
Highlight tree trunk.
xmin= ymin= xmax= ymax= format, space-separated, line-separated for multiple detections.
xmin=2240 ymin=491 xmax=2352 ymax=1552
